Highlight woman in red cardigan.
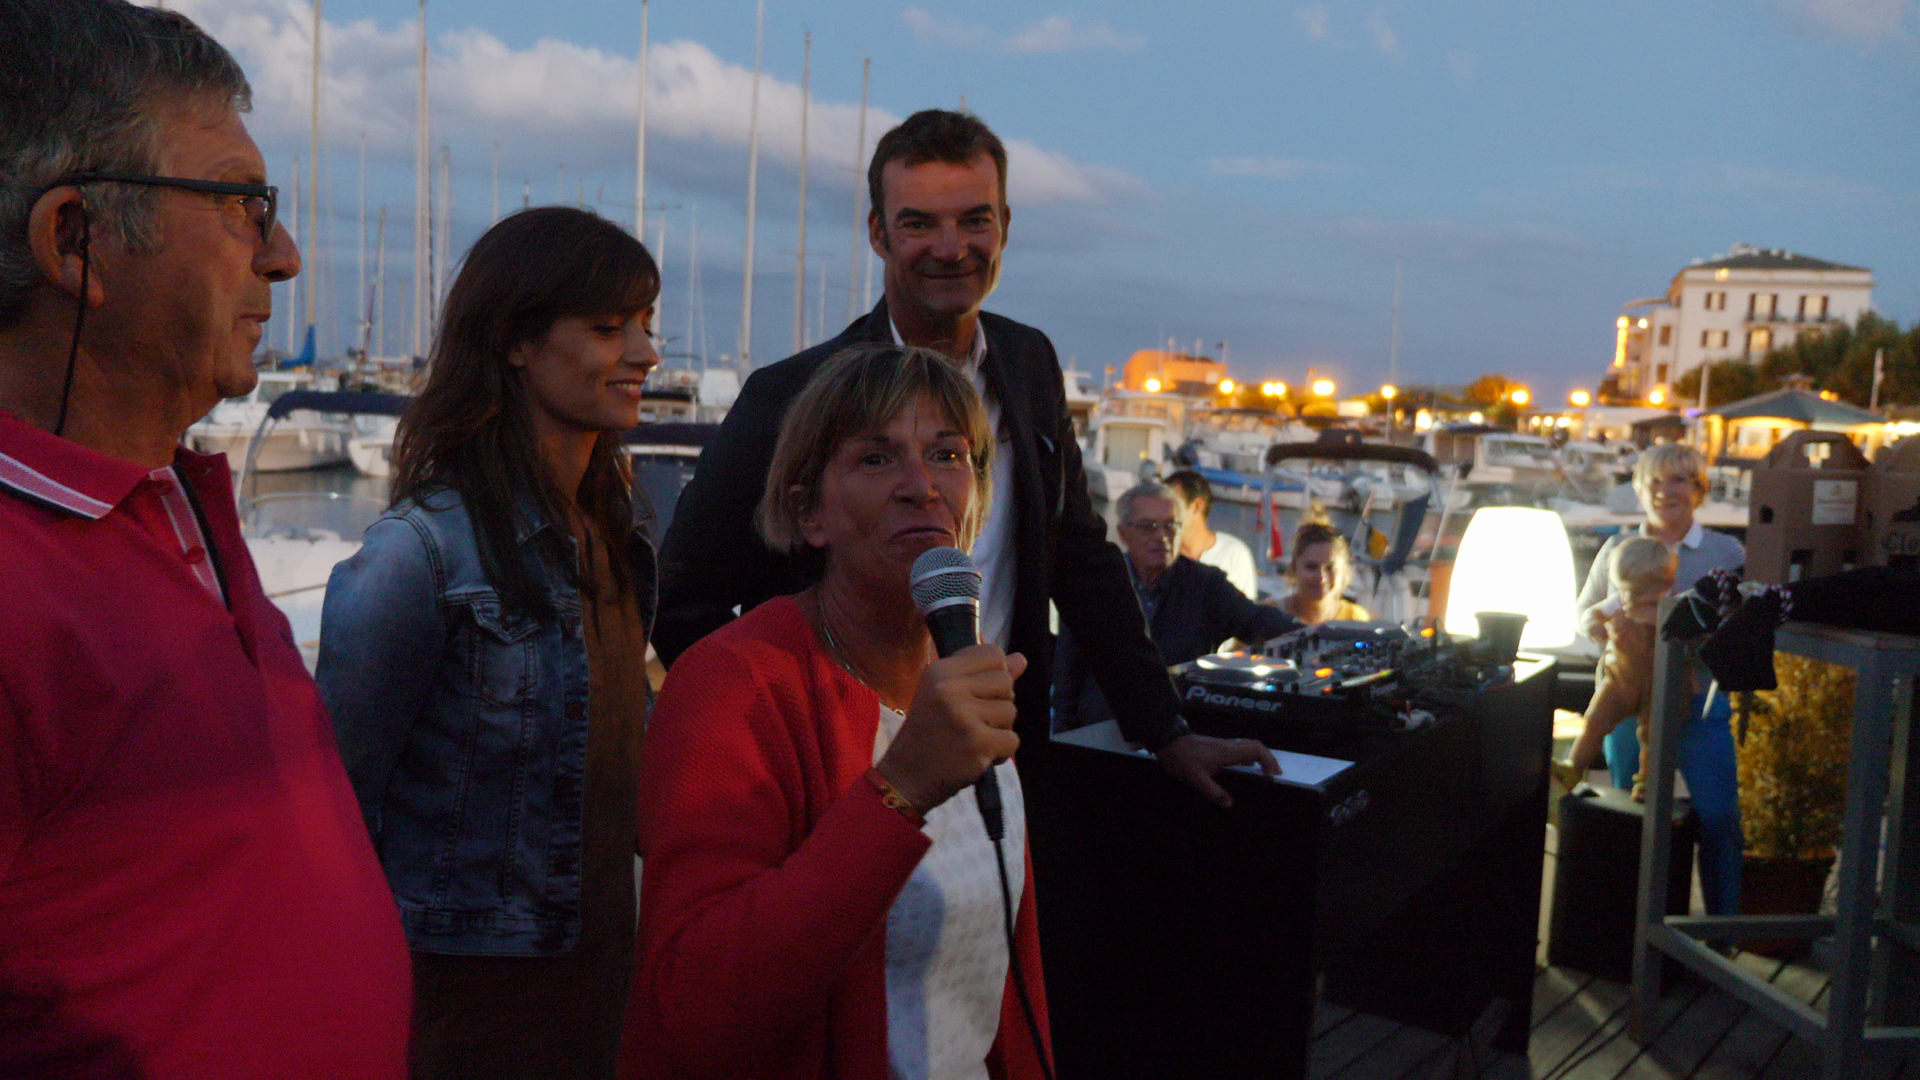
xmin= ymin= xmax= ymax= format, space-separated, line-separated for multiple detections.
xmin=622 ymin=345 xmax=1052 ymax=1080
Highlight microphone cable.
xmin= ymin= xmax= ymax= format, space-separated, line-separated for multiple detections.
xmin=984 ymin=767 xmax=1054 ymax=1080
xmin=55 ymin=210 xmax=91 ymax=438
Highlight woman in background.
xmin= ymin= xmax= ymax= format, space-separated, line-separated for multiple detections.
xmin=1282 ymin=521 xmax=1370 ymax=625
xmin=319 ymin=206 xmax=659 ymax=1078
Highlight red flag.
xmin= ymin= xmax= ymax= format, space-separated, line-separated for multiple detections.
xmin=1265 ymin=488 xmax=1285 ymax=562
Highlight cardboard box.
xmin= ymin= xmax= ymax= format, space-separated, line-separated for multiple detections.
xmin=1746 ymin=430 xmax=1870 ymax=585
xmin=1867 ymin=436 xmax=1920 ymax=572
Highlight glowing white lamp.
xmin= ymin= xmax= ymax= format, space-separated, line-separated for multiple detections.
xmin=1444 ymin=506 xmax=1576 ymax=648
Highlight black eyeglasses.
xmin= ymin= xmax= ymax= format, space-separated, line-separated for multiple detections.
xmin=53 ymin=171 xmax=278 ymax=245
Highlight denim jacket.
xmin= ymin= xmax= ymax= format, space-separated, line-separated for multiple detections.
xmin=317 ymin=487 xmax=657 ymax=955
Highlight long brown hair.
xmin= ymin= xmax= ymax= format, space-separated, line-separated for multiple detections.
xmin=392 ymin=206 xmax=659 ymax=620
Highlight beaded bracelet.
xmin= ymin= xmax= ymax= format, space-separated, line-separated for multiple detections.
xmin=864 ymin=767 xmax=926 ymax=827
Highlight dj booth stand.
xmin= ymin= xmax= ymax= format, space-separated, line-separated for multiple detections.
xmin=1022 ymin=654 xmax=1555 ymax=1078
xmin=1629 ymin=617 xmax=1920 ymax=1079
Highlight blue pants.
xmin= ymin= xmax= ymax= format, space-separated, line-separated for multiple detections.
xmin=1604 ymin=691 xmax=1744 ymax=917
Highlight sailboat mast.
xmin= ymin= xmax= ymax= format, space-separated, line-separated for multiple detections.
xmin=373 ymin=205 xmax=387 ymax=358
xmin=654 ymin=205 xmax=668 ymax=353
xmin=287 ymin=156 xmax=300 ymax=356
xmin=792 ymin=31 xmax=810 ymax=352
xmin=687 ymin=202 xmax=704 ymax=370
xmin=412 ymin=0 xmax=429 ymax=359
xmin=435 ymin=146 xmax=452 ymax=317
xmin=847 ymin=56 xmax=868 ymax=323
xmin=357 ymin=133 xmax=367 ymax=360
xmin=307 ymin=0 xmax=321 ymax=345
xmin=1389 ymin=256 xmax=1401 ymax=390
xmin=738 ymin=0 xmax=763 ymax=374
xmin=635 ymin=0 xmax=649 ymax=232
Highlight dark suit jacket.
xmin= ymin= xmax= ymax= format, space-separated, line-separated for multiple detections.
xmin=1052 ymin=556 xmax=1300 ymax=731
xmin=654 ymin=298 xmax=1186 ymax=749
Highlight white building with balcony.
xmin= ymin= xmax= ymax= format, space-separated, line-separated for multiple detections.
xmin=1600 ymin=244 xmax=1873 ymax=405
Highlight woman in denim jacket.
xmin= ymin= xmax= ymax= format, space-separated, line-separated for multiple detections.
xmin=318 ymin=207 xmax=659 ymax=1078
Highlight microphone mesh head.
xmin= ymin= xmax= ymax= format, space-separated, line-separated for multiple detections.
xmin=909 ymin=546 xmax=980 ymax=615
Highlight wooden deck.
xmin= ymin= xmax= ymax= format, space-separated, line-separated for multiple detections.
xmin=1311 ymin=948 xmax=1916 ymax=1079
xmin=1307 ymin=785 xmax=1919 ymax=1079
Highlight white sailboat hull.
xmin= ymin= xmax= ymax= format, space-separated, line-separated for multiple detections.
xmin=188 ymin=421 xmax=350 ymax=472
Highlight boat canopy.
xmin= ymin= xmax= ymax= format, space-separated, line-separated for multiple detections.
xmin=621 ymin=421 xmax=721 ymax=448
xmin=265 ymin=389 xmax=412 ymax=420
xmin=1264 ymin=437 xmax=1438 ymax=474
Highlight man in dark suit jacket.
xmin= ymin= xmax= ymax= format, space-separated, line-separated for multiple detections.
xmin=1054 ymin=482 xmax=1299 ymax=731
xmin=655 ymin=109 xmax=1274 ymax=805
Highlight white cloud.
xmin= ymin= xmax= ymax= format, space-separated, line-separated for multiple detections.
xmin=1296 ymin=6 xmax=1331 ymax=43
xmin=905 ymin=8 xmax=1144 ymax=54
xmin=1365 ymin=12 xmax=1401 ymax=56
xmin=1773 ymin=0 xmax=1910 ymax=43
xmin=1006 ymin=15 xmax=1146 ymax=53
xmin=1209 ymin=157 xmax=1335 ymax=181
xmin=168 ymin=0 xmax=1142 ymax=207
xmin=901 ymin=8 xmax=993 ymax=49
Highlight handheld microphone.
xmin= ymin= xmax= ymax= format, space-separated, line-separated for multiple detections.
xmin=908 ymin=546 xmax=1003 ymax=841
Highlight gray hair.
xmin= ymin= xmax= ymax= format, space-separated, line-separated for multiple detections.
xmin=0 ymin=0 xmax=252 ymax=328
xmin=1115 ymin=481 xmax=1187 ymax=527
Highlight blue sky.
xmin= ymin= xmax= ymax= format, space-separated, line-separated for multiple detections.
xmin=178 ymin=0 xmax=1920 ymax=404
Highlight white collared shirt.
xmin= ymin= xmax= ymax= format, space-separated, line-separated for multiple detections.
xmin=890 ymin=319 xmax=1016 ymax=649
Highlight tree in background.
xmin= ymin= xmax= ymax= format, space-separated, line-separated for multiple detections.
xmin=1760 ymin=312 xmax=1918 ymax=407
xmin=1669 ymin=315 xmax=1918 ymax=411
xmin=1464 ymin=373 xmax=1525 ymax=426
xmin=1673 ymin=359 xmax=1771 ymax=408
xmin=1465 ymin=373 xmax=1519 ymax=407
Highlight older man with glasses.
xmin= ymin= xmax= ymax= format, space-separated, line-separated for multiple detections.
xmin=1052 ymin=482 xmax=1300 ymax=732
xmin=0 ymin=2 xmax=410 ymax=1076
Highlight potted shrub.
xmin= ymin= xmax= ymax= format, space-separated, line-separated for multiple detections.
xmin=1736 ymin=653 xmax=1854 ymax=957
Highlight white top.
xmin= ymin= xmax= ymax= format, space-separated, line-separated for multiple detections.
xmin=1575 ymin=518 xmax=1746 ymax=616
xmin=891 ymin=320 xmax=1015 ymax=649
xmin=873 ymin=704 xmax=1025 ymax=1080
xmin=1195 ymin=529 xmax=1258 ymax=599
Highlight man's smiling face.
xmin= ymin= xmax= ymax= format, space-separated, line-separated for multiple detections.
xmin=869 ymin=153 xmax=1009 ymax=330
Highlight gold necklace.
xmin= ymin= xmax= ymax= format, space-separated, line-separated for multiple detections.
xmin=815 ymin=599 xmax=915 ymax=714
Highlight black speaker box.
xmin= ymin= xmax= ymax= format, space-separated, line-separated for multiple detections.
xmin=1549 ymin=785 xmax=1697 ymax=983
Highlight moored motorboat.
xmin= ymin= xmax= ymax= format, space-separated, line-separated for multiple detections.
xmin=188 ymin=370 xmax=354 ymax=472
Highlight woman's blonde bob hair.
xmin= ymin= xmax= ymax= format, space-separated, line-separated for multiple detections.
xmin=1633 ymin=443 xmax=1709 ymax=508
xmin=1288 ymin=519 xmax=1354 ymax=594
xmin=755 ymin=344 xmax=994 ymax=572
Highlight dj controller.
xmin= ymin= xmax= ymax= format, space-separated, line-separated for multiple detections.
xmin=1172 ymin=621 xmax=1513 ymax=756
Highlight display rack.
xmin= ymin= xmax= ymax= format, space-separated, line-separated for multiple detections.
xmin=1630 ymin=612 xmax=1920 ymax=1079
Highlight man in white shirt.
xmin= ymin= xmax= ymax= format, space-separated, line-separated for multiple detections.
xmin=1166 ymin=470 xmax=1258 ymax=598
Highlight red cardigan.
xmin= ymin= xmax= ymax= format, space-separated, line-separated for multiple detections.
xmin=621 ymin=595 xmax=1051 ymax=1079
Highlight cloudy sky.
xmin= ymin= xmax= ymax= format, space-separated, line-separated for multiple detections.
xmin=173 ymin=0 xmax=1919 ymax=402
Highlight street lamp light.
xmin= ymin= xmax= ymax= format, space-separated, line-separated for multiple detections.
xmin=1569 ymin=389 xmax=1591 ymax=408
xmin=1219 ymin=379 xmax=1236 ymax=394
xmin=1648 ymin=388 xmax=1666 ymax=406
xmin=1144 ymin=378 xmax=1163 ymax=393
xmin=1510 ymin=388 xmax=1530 ymax=407
xmin=1380 ymin=384 xmax=1398 ymax=400
xmin=1312 ymin=378 xmax=1335 ymax=397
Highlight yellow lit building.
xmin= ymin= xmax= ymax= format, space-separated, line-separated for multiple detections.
xmin=1120 ymin=349 xmax=1228 ymax=396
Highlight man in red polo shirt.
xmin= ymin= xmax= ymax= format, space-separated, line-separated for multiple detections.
xmin=0 ymin=2 xmax=411 ymax=1075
